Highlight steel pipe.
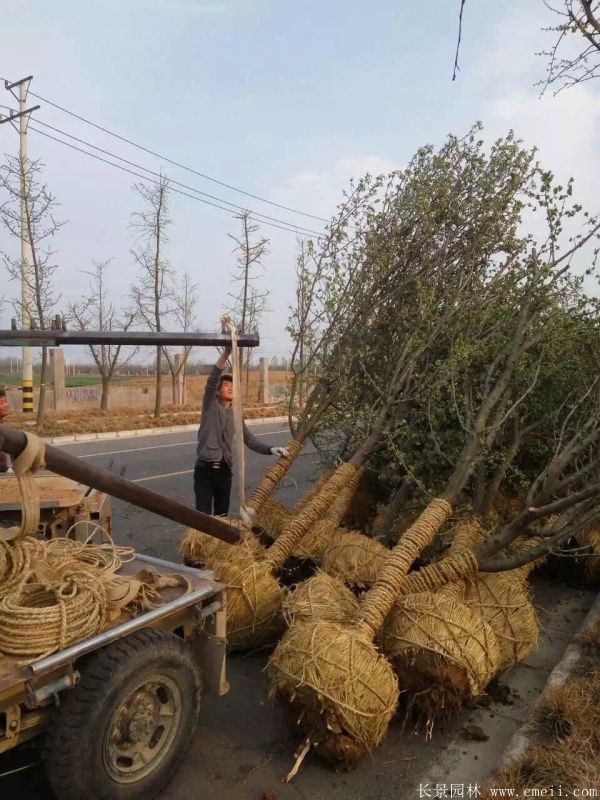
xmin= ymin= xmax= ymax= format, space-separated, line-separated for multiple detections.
xmin=0 ymin=329 xmax=259 ymax=348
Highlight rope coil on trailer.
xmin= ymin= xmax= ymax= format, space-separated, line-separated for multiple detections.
xmin=0 ymin=432 xmax=191 ymax=663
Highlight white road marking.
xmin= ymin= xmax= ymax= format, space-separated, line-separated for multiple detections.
xmin=71 ymin=429 xmax=289 ymax=458
xmin=132 ymin=469 xmax=194 ymax=483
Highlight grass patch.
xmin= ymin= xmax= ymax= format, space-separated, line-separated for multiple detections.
xmin=482 ymin=622 xmax=600 ymax=796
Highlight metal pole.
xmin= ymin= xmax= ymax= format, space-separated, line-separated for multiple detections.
xmin=19 ymin=80 xmax=34 ymax=414
xmin=0 ymin=424 xmax=243 ymax=545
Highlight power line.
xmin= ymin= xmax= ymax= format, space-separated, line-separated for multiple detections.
xmin=24 ymin=122 xmax=321 ymax=237
xmin=9 ymin=83 xmax=330 ymax=225
xmin=28 ymin=116 xmax=323 ymax=236
xmin=1 ymin=99 xmax=324 ymax=236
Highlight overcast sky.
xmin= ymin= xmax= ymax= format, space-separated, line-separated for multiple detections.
xmin=1 ymin=0 xmax=599 ymax=366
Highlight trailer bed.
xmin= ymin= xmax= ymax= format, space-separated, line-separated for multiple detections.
xmin=0 ymin=554 xmax=221 ymax=702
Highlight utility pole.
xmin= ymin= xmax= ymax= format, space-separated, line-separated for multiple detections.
xmin=1 ymin=76 xmax=39 ymax=413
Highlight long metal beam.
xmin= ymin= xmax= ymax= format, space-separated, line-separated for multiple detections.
xmin=0 ymin=424 xmax=242 ymax=545
xmin=0 ymin=330 xmax=259 ymax=348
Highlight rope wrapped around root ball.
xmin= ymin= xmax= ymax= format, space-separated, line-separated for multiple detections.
xmin=268 ymin=619 xmax=398 ymax=767
xmin=181 ymin=521 xmax=261 ymax=568
xmin=463 ymin=571 xmax=538 ymax=670
xmin=183 ymin=462 xmax=361 ymax=650
xmin=283 ymin=571 xmax=359 ymax=627
xmin=381 ymin=586 xmax=501 ymax=718
xmin=268 ymin=497 xmax=453 ymax=769
xmin=255 ymin=499 xmax=289 ymax=539
xmin=322 ymin=531 xmax=387 ymax=589
xmin=207 ymin=550 xmax=284 ymax=650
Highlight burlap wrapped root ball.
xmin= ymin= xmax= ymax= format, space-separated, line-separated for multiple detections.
xmin=208 ymin=549 xmax=284 ymax=650
xmin=181 ymin=521 xmax=261 ymax=568
xmin=283 ymin=570 xmax=359 ymax=626
xmin=322 ymin=531 xmax=387 ymax=589
xmin=381 ymin=588 xmax=501 ymax=717
xmin=463 ymin=571 xmax=538 ymax=670
xmin=268 ymin=619 xmax=398 ymax=768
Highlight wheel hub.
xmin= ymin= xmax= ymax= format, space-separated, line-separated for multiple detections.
xmin=114 ymin=690 xmax=160 ymax=744
xmin=104 ymin=675 xmax=183 ymax=784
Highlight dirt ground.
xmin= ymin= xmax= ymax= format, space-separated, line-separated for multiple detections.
xmin=3 ymin=402 xmax=285 ymax=436
xmin=1 ymin=371 xmax=290 ymax=436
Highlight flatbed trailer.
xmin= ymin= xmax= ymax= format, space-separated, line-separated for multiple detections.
xmin=0 ymin=471 xmax=111 ymax=540
xmin=0 ymin=553 xmax=228 ymax=799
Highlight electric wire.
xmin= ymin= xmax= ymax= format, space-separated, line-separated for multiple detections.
xmin=0 ymin=102 xmax=321 ymax=237
xmin=29 ymin=116 xmax=323 ymax=236
xmin=1 ymin=100 xmax=324 ymax=237
xmin=27 ymin=124 xmax=321 ymax=237
xmin=2 ymin=81 xmax=329 ymax=224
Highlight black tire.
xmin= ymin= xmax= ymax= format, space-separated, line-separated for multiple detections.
xmin=43 ymin=629 xmax=202 ymax=800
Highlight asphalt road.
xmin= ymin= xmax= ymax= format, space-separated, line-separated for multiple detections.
xmin=1 ymin=423 xmax=597 ymax=799
xmin=59 ymin=419 xmax=320 ymax=563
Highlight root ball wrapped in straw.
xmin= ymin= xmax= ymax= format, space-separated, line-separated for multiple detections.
xmin=283 ymin=571 xmax=359 ymax=626
xmin=578 ymin=521 xmax=600 ymax=584
xmin=209 ymin=551 xmax=284 ymax=650
xmin=381 ymin=587 xmax=500 ymax=715
xmin=268 ymin=619 xmax=398 ymax=764
xmin=293 ymin=520 xmax=343 ymax=561
xmin=463 ymin=571 xmax=538 ymax=670
xmin=322 ymin=531 xmax=387 ymax=588
xmin=181 ymin=521 xmax=260 ymax=567
xmin=255 ymin=499 xmax=289 ymax=540
xmin=268 ymin=496 xmax=453 ymax=768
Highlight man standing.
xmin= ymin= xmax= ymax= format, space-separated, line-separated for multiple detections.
xmin=194 ymin=347 xmax=288 ymax=516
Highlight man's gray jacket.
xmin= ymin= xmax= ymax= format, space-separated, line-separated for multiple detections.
xmin=195 ymin=365 xmax=272 ymax=467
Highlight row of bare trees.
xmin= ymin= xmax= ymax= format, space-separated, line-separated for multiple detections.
xmin=0 ymin=158 xmax=271 ymax=421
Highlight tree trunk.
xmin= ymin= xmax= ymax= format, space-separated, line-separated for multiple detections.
xmin=100 ymin=376 xmax=110 ymax=411
xmin=36 ymin=346 xmax=48 ymax=427
xmin=172 ymin=372 xmax=179 ymax=405
xmin=154 ymin=346 xmax=162 ymax=419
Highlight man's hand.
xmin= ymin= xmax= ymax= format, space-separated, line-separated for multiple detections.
xmin=216 ymin=346 xmax=232 ymax=370
xmin=270 ymin=446 xmax=290 ymax=458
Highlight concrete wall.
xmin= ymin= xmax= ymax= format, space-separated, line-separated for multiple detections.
xmin=5 ymin=385 xmax=175 ymax=412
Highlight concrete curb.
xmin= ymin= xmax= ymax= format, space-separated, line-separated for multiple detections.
xmin=45 ymin=416 xmax=290 ymax=445
xmin=500 ymin=589 xmax=600 ymax=766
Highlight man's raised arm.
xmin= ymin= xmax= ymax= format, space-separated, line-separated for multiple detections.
xmin=202 ymin=346 xmax=231 ymax=412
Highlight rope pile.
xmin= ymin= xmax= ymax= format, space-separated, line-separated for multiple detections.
xmin=0 ymin=433 xmax=188 ymax=664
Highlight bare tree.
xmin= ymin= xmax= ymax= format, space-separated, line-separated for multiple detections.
xmin=129 ymin=175 xmax=173 ymax=419
xmin=0 ymin=156 xmax=65 ymax=425
xmin=539 ymin=0 xmax=600 ymax=93
xmin=288 ymin=238 xmax=319 ymax=409
xmin=68 ymin=261 xmax=137 ymax=410
xmin=227 ymin=211 xmax=270 ymax=400
xmin=163 ymin=271 xmax=200 ymax=405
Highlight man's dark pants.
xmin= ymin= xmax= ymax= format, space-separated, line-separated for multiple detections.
xmin=194 ymin=460 xmax=232 ymax=516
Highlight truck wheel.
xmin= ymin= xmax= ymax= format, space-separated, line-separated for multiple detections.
xmin=43 ymin=629 xmax=202 ymax=800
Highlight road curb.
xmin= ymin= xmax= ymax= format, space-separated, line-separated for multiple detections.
xmin=499 ymin=589 xmax=600 ymax=767
xmin=45 ymin=416 xmax=290 ymax=445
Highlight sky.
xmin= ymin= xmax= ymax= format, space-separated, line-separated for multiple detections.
xmin=0 ymin=0 xmax=599 ymax=367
